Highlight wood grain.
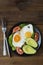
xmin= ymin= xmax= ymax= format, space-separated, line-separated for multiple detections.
xmin=0 ymin=56 xmax=43 ymax=65
xmin=0 ymin=0 xmax=43 ymax=65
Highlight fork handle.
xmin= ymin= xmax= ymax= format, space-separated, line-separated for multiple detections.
xmin=5 ymin=37 xmax=10 ymax=57
xmin=3 ymin=32 xmax=7 ymax=56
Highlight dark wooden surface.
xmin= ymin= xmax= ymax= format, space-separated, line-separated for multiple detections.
xmin=0 ymin=0 xmax=43 ymax=65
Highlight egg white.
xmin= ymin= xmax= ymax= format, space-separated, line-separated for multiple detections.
xmin=12 ymin=31 xmax=25 ymax=48
xmin=20 ymin=24 xmax=33 ymax=38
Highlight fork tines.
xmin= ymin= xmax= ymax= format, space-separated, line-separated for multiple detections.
xmin=1 ymin=17 xmax=6 ymax=28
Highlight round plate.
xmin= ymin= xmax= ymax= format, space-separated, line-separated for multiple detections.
xmin=7 ymin=22 xmax=42 ymax=56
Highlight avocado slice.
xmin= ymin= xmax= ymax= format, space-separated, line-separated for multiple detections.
xmin=8 ymin=34 xmax=16 ymax=51
xmin=8 ymin=34 xmax=13 ymax=47
xmin=12 ymin=45 xmax=16 ymax=51
xmin=19 ymin=24 xmax=26 ymax=28
xmin=31 ymin=32 xmax=34 ymax=39
xmin=26 ymin=38 xmax=38 ymax=48
xmin=23 ymin=45 xmax=36 ymax=54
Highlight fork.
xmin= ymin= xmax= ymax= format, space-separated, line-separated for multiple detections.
xmin=1 ymin=17 xmax=10 ymax=56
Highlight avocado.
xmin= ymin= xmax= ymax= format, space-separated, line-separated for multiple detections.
xmin=12 ymin=46 xmax=16 ymax=51
xmin=22 ymin=45 xmax=36 ymax=54
xmin=31 ymin=32 xmax=34 ymax=39
xmin=8 ymin=34 xmax=13 ymax=47
xmin=8 ymin=34 xmax=16 ymax=51
xmin=19 ymin=24 xmax=26 ymax=28
xmin=26 ymin=38 xmax=38 ymax=48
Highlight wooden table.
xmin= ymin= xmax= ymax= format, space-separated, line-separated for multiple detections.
xmin=0 ymin=0 xmax=43 ymax=65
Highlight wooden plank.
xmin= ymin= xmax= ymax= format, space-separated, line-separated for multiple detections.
xmin=0 ymin=56 xmax=43 ymax=65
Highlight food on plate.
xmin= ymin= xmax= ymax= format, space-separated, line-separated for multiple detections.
xmin=12 ymin=46 xmax=16 ymax=51
xmin=16 ymin=47 xmax=24 ymax=55
xmin=13 ymin=26 xmax=21 ymax=33
xmin=34 ymin=32 xmax=39 ymax=42
xmin=31 ymin=32 xmax=34 ymax=38
xmin=20 ymin=24 xmax=34 ymax=38
xmin=12 ymin=31 xmax=25 ymax=47
xmin=8 ymin=34 xmax=16 ymax=51
xmin=19 ymin=24 xmax=26 ymax=28
xmin=8 ymin=23 xmax=39 ymax=55
xmin=26 ymin=38 xmax=38 ymax=48
xmin=22 ymin=45 xmax=36 ymax=54
xmin=8 ymin=34 xmax=13 ymax=47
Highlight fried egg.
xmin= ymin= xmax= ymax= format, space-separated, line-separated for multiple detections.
xmin=12 ymin=24 xmax=33 ymax=47
xmin=20 ymin=24 xmax=33 ymax=38
xmin=12 ymin=31 xmax=25 ymax=48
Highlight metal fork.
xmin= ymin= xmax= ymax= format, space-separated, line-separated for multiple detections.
xmin=1 ymin=17 xmax=10 ymax=56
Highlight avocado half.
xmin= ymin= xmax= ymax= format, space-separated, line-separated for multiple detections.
xmin=22 ymin=45 xmax=36 ymax=54
xmin=26 ymin=38 xmax=38 ymax=48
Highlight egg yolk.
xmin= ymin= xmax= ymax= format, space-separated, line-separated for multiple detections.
xmin=25 ymin=32 xmax=32 ymax=38
xmin=14 ymin=34 xmax=21 ymax=42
